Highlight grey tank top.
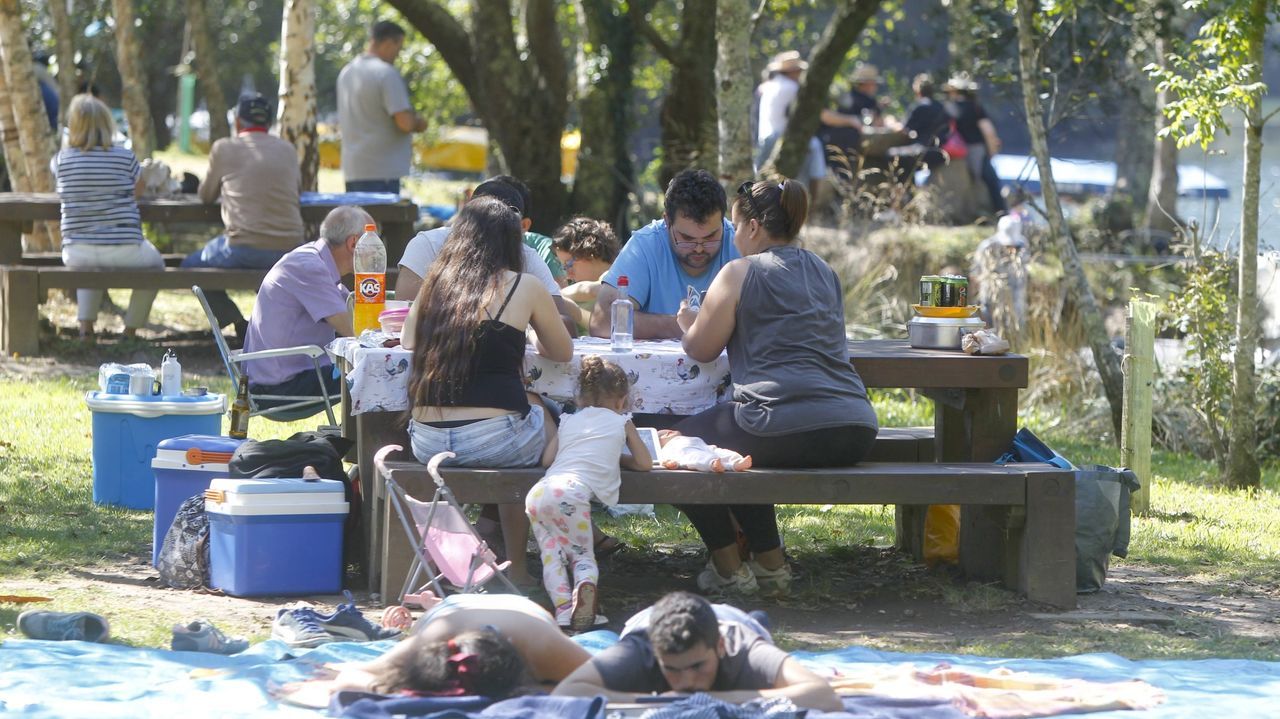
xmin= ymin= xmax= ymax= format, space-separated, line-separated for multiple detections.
xmin=728 ymin=245 xmax=879 ymax=436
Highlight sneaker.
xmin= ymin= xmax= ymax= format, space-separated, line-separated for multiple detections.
xmin=570 ymin=582 xmax=598 ymax=633
xmin=16 ymin=611 xmax=110 ymax=642
xmin=696 ymin=561 xmax=758 ymax=596
xmin=746 ymin=559 xmax=793 ymax=594
xmin=310 ymin=591 xmax=402 ymax=642
xmin=271 ymin=607 xmax=333 ymax=648
xmin=171 ymin=619 xmax=249 ymax=655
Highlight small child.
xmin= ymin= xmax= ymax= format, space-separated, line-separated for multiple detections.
xmin=658 ymin=432 xmax=752 ymax=472
xmin=525 ymin=356 xmax=653 ymax=632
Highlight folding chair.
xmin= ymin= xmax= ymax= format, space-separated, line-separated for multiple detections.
xmin=192 ymin=285 xmax=338 ymax=426
xmin=374 ymin=445 xmax=521 ymax=605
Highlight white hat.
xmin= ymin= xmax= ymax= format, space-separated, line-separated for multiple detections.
xmin=766 ymin=51 xmax=808 ymax=74
xmin=851 ymin=63 xmax=882 ymax=85
xmin=944 ymin=72 xmax=980 ymax=92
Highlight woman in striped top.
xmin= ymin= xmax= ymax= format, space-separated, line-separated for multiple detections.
xmin=52 ymin=94 xmax=164 ymax=339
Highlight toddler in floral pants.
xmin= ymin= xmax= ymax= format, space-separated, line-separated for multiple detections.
xmin=525 ymin=356 xmax=652 ymax=632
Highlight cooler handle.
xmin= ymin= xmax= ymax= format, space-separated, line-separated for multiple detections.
xmin=187 ymin=448 xmax=235 ymax=465
xmin=204 ymin=489 xmax=226 ymax=503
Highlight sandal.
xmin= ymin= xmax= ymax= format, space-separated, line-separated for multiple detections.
xmin=594 ymin=534 xmax=625 ymax=559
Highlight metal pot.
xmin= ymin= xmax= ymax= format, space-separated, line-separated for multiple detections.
xmin=907 ymin=316 xmax=986 ymax=350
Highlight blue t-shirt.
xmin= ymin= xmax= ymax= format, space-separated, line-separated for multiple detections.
xmin=601 ymin=218 xmax=738 ymax=315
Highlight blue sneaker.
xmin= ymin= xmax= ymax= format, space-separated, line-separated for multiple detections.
xmin=308 ymin=591 xmax=401 ymax=642
xmin=172 ymin=619 xmax=249 ymax=654
xmin=17 ymin=610 xmax=110 ymax=642
xmin=271 ymin=607 xmax=333 ymax=648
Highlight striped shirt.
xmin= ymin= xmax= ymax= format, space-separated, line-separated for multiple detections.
xmin=50 ymin=146 xmax=144 ymax=245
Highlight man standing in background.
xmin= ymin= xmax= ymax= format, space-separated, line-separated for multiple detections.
xmin=337 ymin=20 xmax=429 ymax=193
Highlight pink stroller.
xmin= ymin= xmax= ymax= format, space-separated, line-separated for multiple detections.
xmin=375 ymin=445 xmax=520 ymax=605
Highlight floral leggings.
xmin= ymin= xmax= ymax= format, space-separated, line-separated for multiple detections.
xmin=524 ymin=474 xmax=596 ymax=620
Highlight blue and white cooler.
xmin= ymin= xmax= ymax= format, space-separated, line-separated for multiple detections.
xmin=151 ymin=434 xmax=246 ymax=566
xmin=84 ymin=392 xmax=226 ymax=509
xmin=205 ymin=477 xmax=348 ymax=596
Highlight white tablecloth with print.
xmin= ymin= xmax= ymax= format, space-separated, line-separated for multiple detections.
xmin=329 ymin=336 xmax=730 ymax=416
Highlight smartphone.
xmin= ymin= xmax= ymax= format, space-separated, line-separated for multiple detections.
xmin=628 ymin=426 xmax=662 ymax=467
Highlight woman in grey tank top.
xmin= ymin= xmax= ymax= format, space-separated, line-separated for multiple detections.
xmin=669 ymin=178 xmax=879 ymax=597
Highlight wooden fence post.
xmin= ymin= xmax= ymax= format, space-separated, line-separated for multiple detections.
xmin=1122 ymin=299 xmax=1156 ymax=514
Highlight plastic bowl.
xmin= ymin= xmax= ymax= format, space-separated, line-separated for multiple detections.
xmin=379 ymin=307 xmax=410 ymax=335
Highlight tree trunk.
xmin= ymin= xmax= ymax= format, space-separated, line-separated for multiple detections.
xmin=570 ymin=0 xmax=647 ymax=234
xmin=277 ymin=0 xmax=319 ymax=191
xmin=0 ymin=0 xmax=59 ymax=251
xmin=1144 ymin=35 xmax=1179 ymax=236
xmin=47 ymin=0 xmax=78 ymax=128
xmin=764 ymin=0 xmax=883 ymax=179
xmin=186 ymin=0 xmax=230 ymax=143
xmin=0 ymin=59 xmax=30 ymax=192
xmin=111 ymin=0 xmax=154 ymax=159
xmin=715 ymin=0 xmax=754 ymax=186
xmin=1112 ymin=68 xmax=1154 ymax=211
xmin=1014 ymin=0 xmax=1125 ymax=439
xmin=1224 ymin=0 xmax=1264 ymax=490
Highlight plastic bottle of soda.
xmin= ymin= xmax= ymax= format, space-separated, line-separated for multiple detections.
xmin=353 ymin=223 xmax=387 ymax=336
xmin=611 ymin=276 xmax=634 ymax=353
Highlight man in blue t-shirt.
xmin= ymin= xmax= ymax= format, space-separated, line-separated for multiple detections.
xmin=591 ymin=169 xmax=738 ymax=340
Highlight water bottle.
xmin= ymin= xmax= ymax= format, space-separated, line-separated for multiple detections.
xmin=353 ymin=222 xmax=387 ymax=336
xmin=611 ymin=275 xmax=634 ymax=353
xmin=160 ymin=349 xmax=182 ymax=396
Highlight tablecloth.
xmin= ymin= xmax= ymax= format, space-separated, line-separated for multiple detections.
xmin=329 ymin=337 xmax=731 ymax=416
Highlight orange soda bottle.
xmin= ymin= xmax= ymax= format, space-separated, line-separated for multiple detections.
xmin=353 ymin=222 xmax=387 ymax=336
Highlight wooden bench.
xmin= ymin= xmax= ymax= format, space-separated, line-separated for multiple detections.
xmin=0 ymin=264 xmax=402 ymax=355
xmin=375 ymin=456 xmax=1076 ymax=609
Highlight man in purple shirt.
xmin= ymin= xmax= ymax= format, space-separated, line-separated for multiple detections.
xmin=241 ymin=205 xmax=371 ymax=416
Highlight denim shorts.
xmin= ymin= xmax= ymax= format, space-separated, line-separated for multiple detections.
xmin=408 ymin=405 xmax=546 ymax=468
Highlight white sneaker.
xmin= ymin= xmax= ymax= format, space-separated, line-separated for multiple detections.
xmin=696 ymin=561 xmax=758 ymax=596
xmin=746 ymin=559 xmax=792 ymax=594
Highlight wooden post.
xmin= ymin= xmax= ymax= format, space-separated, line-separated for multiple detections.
xmin=1 ymin=266 xmax=39 ymax=356
xmin=1122 ymin=300 xmax=1157 ymax=514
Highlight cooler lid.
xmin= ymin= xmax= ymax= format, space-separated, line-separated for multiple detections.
xmin=85 ymin=391 xmax=226 ymax=417
xmin=156 ymin=434 xmax=245 ymax=466
xmin=209 ymin=477 xmax=345 ymax=495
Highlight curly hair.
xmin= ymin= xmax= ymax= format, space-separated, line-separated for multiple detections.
xmin=664 ymin=169 xmax=727 ymax=225
xmin=369 ymin=628 xmax=530 ymax=697
xmin=552 ymin=217 xmax=620 ymax=263
xmin=647 ymin=591 xmax=720 ymax=655
xmin=576 ymin=355 xmax=630 ymax=408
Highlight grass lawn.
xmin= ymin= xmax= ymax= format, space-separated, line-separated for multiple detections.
xmin=3 ymin=291 xmax=1279 ymax=659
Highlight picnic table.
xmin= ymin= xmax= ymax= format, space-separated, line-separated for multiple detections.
xmin=330 ymin=338 xmax=1050 ymax=602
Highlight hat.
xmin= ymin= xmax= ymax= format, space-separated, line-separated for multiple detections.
xmin=944 ymin=72 xmax=980 ymax=92
xmin=237 ymin=94 xmax=272 ymax=128
xmin=765 ymin=51 xmax=808 ymax=75
xmin=851 ymin=63 xmax=881 ymax=85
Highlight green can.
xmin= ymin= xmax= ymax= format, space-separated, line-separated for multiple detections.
xmin=954 ymin=276 xmax=968 ymax=306
xmin=939 ymin=275 xmax=968 ymax=307
xmin=919 ymin=275 xmax=943 ymax=307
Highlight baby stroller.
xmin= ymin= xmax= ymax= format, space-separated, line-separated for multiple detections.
xmin=374 ymin=445 xmax=520 ymax=605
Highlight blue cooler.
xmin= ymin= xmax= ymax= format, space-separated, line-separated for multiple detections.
xmin=85 ymin=392 xmax=226 ymax=510
xmin=206 ymin=477 xmax=348 ymax=596
xmin=151 ymin=434 xmax=246 ymax=566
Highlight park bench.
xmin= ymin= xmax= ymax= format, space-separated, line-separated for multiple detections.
xmin=374 ymin=447 xmax=1077 ymax=609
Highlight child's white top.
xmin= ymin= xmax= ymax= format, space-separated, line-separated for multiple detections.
xmin=545 ymin=406 xmax=630 ymax=506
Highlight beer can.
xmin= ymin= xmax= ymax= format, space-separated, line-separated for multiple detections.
xmin=919 ymin=275 xmax=942 ymax=307
xmin=938 ymin=276 xmax=957 ymax=307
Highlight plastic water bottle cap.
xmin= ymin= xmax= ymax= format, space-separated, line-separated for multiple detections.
xmin=364 ymin=223 xmax=377 ymax=232
xmin=618 ymin=276 xmax=629 ymax=286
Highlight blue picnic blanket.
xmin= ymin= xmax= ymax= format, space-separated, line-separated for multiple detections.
xmin=2 ymin=633 xmax=1278 ymax=717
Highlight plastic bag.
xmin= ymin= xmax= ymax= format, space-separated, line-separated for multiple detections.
xmin=996 ymin=428 xmax=1075 ymax=469
xmin=1075 ymin=464 xmax=1140 ymax=593
xmin=922 ymin=504 xmax=960 ymax=565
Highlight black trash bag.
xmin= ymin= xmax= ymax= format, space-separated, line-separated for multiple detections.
xmin=1075 ymin=464 xmax=1140 ymax=593
xmin=227 ymin=429 xmax=361 ymax=574
xmin=156 ymin=495 xmax=210 ymax=590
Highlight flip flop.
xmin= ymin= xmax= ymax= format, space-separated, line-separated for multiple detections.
xmin=594 ymin=534 xmax=625 ymax=559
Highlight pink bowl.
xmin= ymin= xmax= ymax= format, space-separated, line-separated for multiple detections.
xmin=380 ymin=308 xmax=409 ymax=334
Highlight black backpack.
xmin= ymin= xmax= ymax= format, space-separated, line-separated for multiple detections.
xmin=156 ymin=495 xmax=210 ymax=590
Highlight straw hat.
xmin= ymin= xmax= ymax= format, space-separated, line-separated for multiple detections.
xmin=765 ymin=51 xmax=808 ymax=75
xmin=850 ymin=63 xmax=882 ymax=85
xmin=944 ymin=72 xmax=980 ymax=92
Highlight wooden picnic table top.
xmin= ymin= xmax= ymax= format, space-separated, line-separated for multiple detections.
xmin=0 ymin=191 xmax=418 ymax=223
xmin=847 ymin=339 xmax=1027 ymax=390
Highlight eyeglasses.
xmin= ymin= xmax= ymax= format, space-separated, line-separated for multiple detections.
xmin=673 ymin=235 xmax=723 ymax=251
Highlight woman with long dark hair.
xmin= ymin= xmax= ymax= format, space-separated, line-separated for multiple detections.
xmin=672 ymin=178 xmax=879 ymax=597
xmin=402 ymin=196 xmax=573 ymax=587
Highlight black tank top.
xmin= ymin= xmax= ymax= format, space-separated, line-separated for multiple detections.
xmin=445 ymin=275 xmax=530 ymax=416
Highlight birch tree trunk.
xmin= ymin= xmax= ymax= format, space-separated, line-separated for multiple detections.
xmin=1014 ymin=0 xmax=1125 ymax=438
xmin=112 ymin=0 xmax=154 ymax=159
xmin=277 ymin=0 xmax=319 ymax=190
xmin=1144 ymin=36 xmax=1180 ymax=237
xmin=715 ymin=0 xmax=754 ymax=186
xmin=1223 ymin=0 xmax=1263 ymax=489
xmin=0 ymin=0 xmax=59 ymax=251
xmin=0 ymin=60 xmax=30 ymax=192
xmin=47 ymin=0 xmax=78 ymax=128
xmin=186 ymin=0 xmax=230 ymax=143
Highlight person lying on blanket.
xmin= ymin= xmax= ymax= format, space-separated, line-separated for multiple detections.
xmin=553 ymin=591 xmax=841 ymax=711
xmin=280 ymin=593 xmax=591 ymax=705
